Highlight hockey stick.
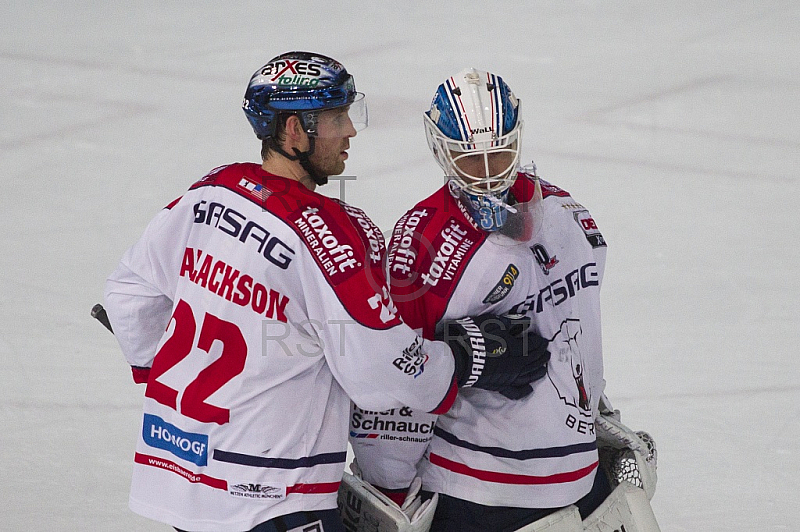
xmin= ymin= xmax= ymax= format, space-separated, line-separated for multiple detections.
xmin=91 ymin=303 xmax=113 ymax=333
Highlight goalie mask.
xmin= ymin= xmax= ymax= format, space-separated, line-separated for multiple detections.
xmin=425 ymin=68 xmax=523 ymax=231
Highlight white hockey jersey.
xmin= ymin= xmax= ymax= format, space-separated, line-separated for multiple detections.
xmin=350 ymin=170 xmax=607 ymax=509
xmin=104 ymin=163 xmax=459 ymax=531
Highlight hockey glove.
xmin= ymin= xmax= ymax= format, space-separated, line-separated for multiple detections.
xmin=437 ymin=314 xmax=550 ymax=399
xmin=596 ymin=394 xmax=658 ymax=500
xmin=342 ymin=462 xmax=439 ymax=531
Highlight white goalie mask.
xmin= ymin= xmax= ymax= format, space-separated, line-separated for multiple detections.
xmin=424 ymin=68 xmax=523 ymax=231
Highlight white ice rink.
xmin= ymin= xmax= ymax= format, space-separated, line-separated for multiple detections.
xmin=1 ymin=2 xmax=798 ymax=530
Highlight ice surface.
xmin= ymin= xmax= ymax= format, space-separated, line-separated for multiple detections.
xmin=1 ymin=2 xmax=797 ymax=530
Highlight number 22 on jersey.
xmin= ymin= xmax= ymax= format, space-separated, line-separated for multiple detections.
xmin=145 ymin=299 xmax=247 ymax=425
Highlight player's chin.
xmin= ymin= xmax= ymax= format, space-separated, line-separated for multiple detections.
xmin=328 ymin=160 xmax=347 ymax=176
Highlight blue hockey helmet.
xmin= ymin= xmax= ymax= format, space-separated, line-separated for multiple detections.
xmin=424 ymin=68 xmax=523 ymax=231
xmin=243 ymin=51 xmax=367 ymax=139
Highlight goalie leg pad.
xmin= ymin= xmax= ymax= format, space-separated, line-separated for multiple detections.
xmin=581 ymin=482 xmax=661 ymax=532
xmin=337 ymin=472 xmax=437 ymax=532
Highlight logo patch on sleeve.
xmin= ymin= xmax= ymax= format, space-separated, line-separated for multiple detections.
xmin=482 ymin=264 xmax=519 ymax=304
xmin=573 ymin=210 xmax=606 ymax=248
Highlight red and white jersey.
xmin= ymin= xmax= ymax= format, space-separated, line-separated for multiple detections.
xmin=350 ymin=170 xmax=608 ymax=508
xmin=104 ymin=163 xmax=458 ymax=531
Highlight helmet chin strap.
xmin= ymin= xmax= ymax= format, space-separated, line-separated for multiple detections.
xmin=274 ymin=137 xmax=329 ymax=186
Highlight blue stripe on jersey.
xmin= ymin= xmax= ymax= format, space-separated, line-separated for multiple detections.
xmin=434 ymin=427 xmax=596 ymax=460
xmin=213 ymin=449 xmax=347 ymax=469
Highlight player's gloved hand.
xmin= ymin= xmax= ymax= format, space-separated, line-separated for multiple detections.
xmin=596 ymin=394 xmax=658 ymax=500
xmin=437 ymin=314 xmax=550 ymax=399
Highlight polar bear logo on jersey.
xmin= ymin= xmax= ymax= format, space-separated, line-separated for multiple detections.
xmin=549 ymin=318 xmax=592 ymax=416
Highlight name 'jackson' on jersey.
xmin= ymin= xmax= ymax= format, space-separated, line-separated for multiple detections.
xmin=103 ymin=163 xmax=461 ymax=531
xmin=349 ymin=169 xmax=609 ymax=508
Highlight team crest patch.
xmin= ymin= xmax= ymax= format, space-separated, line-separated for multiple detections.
xmin=482 ymin=264 xmax=519 ymax=304
xmin=549 ymin=319 xmax=593 ymax=417
xmin=573 ymin=210 xmax=606 ymax=248
xmin=531 ymin=244 xmax=559 ymax=275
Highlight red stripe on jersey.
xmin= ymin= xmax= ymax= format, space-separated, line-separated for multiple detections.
xmin=286 ymin=481 xmax=341 ymax=495
xmin=428 ymin=452 xmax=598 ymax=485
xmin=136 ymin=453 xmax=341 ymax=495
xmin=135 ymin=452 xmax=227 ymax=490
xmin=429 ymin=377 xmax=459 ymax=415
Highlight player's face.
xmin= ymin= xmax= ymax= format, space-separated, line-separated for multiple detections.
xmin=309 ymin=107 xmax=357 ymax=177
xmin=451 ymin=150 xmax=516 ymax=190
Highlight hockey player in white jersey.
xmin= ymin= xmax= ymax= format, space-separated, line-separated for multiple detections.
xmin=103 ymin=54 xmax=552 ymax=532
xmin=348 ymin=68 xmax=658 ymax=531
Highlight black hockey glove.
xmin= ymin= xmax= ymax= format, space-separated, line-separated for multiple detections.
xmin=437 ymin=315 xmax=550 ymax=400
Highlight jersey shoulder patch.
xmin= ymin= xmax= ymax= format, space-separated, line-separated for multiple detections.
xmin=571 ymin=209 xmax=607 ymax=248
xmin=189 ymin=163 xmax=400 ymax=329
xmin=387 ymin=188 xmax=486 ymax=335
